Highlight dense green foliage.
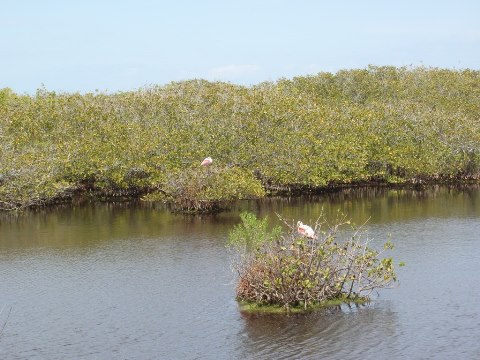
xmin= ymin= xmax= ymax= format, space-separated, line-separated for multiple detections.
xmin=229 ymin=212 xmax=282 ymax=251
xmin=143 ymin=166 xmax=265 ymax=213
xmin=228 ymin=212 xmax=398 ymax=311
xmin=1 ymin=66 xmax=479 ymax=210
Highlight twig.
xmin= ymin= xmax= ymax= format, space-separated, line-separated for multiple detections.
xmin=0 ymin=305 xmax=12 ymax=339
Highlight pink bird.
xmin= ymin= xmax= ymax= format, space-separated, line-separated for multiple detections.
xmin=297 ymin=221 xmax=316 ymax=239
xmin=201 ymin=157 xmax=213 ymax=166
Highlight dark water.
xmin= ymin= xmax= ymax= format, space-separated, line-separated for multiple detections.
xmin=0 ymin=186 xmax=479 ymax=359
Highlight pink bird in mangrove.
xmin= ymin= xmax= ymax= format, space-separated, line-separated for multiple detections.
xmin=201 ymin=157 xmax=213 ymax=166
xmin=297 ymin=221 xmax=316 ymax=239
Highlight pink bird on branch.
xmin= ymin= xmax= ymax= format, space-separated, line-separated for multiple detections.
xmin=201 ymin=157 xmax=213 ymax=166
xmin=297 ymin=221 xmax=316 ymax=239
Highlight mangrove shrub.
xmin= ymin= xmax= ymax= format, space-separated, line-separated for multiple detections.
xmin=1 ymin=67 xmax=479 ymax=210
xmin=228 ymin=212 xmax=398 ymax=311
xmin=143 ymin=166 xmax=265 ymax=213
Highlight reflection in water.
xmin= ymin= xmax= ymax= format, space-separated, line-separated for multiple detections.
xmin=0 ymin=203 xmax=241 ymax=251
xmin=239 ymin=304 xmax=399 ymax=359
xmin=240 ymin=185 xmax=480 ymax=226
xmin=1 ymin=186 xmax=478 ymax=251
xmin=0 ymin=186 xmax=479 ymax=359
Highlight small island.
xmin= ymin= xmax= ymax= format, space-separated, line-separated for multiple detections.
xmin=228 ymin=212 xmax=400 ymax=313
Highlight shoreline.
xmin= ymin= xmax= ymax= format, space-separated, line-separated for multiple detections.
xmin=238 ymin=297 xmax=371 ymax=314
xmin=2 ymin=178 xmax=478 ymax=213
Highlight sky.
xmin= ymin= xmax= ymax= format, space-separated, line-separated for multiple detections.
xmin=1 ymin=0 xmax=479 ymax=93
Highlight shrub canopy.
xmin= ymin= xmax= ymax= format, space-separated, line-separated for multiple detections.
xmin=1 ymin=66 xmax=479 ymax=209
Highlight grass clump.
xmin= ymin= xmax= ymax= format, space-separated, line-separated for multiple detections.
xmin=228 ymin=212 xmax=399 ymax=312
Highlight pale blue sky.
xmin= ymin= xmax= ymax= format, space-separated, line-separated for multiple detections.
xmin=1 ymin=0 xmax=479 ymax=93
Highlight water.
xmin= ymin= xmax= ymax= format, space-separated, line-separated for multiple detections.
xmin=0 ymin=186 xmax=479 ymax=359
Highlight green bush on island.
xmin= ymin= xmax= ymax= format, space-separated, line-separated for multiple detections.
xmin=0 ymin=66 xmax=479 ymax=211
xmin=228 ymin=212 xmax=398 ymax=312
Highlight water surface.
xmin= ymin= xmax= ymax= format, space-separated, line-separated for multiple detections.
xmin=0 ymin=186 xmax=479 ymax=359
